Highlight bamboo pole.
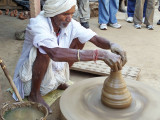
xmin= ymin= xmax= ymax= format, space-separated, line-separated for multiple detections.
xmin=0 ymin=57 xmax=22 ymax=102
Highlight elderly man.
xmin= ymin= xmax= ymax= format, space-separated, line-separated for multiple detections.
xmin=13 ymin=0 xmax=126 ymax=113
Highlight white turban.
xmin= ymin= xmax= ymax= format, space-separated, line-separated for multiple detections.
xmin=43 ymin=0 xmax=77 ymax=17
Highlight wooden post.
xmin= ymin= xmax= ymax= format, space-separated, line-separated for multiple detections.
xmin=29 ymin=0 xmax=40 ymax=18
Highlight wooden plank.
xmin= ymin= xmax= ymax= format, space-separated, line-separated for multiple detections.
xmin=70 ymin=61 xmax=141 ymax=80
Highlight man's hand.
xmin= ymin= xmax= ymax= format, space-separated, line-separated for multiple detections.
xmin=102 ymin=50 xmax=122 ymax=72
xmin=110 ymin=43 xmax=127 ymax=66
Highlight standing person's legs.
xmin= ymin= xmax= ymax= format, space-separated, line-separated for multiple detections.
xmin=119 ymin=0 xmax=126 ymax=13
xmin=79 ymin=0 xmax=90 ymax=28
xmin=108 ymin=0 xmax=121 ymax=28
xmin=109 ymin=0 xmax=119 ymax=24
xmin=72 ymin=0 xmax=80 ymax=21
xmin=98 ymin=0 xmax=110 ymax=24
xmin=28 ymin=49 xmax=52 ymax=113
xmin=98 ymin=0 xmax=110 ymax=30
xmin=143 ymin=0 xmax=147 ymax=17
xmin=134 ymin=0 xmax=145 ymax=28
xmin=144 ymin=0 xmax=155 ymax=26
xmin=127 ymin=0 xmax=136 ymax=23
xmin=127 ymin=0 xmax=136 ymax=17
xmin=141 ymin=0 xmax=147 ymax=23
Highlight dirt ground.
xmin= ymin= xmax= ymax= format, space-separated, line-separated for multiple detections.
xmin=0 ymin=6 xmax=160 ymax=119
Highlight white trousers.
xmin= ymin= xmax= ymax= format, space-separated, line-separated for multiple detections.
xmin=19 ymin=47 xmax=70 ymax=96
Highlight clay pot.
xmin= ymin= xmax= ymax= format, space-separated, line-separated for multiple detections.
xmin=0 ymin=10 xmax=3 ymax=15
xmin=10 ymin=11 xmax=14 ymax=17
xmin=14 ymin=10 xmax=18 ymax=14
xmin=5 ymin=9 xmax=9 ymax=15
xmin=24 ymin=11 xmax=28 ymax=15
xmin=1 ymin=101 xmax=48 ymax=120
xmin=19 ymin=12 xmax=27 ymax=20
xmin=14 ymin=10 xmax=18 ymax=17
xmin=24 ymin=11 xmax=30 ymax=18
xmin=14 ymin=13 xmax=17 ymax=17
xmin=101 ymin=70 xmax=132 ymax=109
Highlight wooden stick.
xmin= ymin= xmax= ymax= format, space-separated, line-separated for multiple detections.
xmin=0 ymin=57 xmax=23 ymax=102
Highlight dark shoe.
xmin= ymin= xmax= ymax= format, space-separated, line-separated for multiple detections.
xmin=157 ymin=20 xmax=160 ymax=25
xmin=80 ymin=22 xmax=89 ymax=29
xmin=158 ymin=6 xmax=160 ymax=12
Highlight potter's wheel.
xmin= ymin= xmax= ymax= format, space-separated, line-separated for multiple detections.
xmin=60 ymin=77 xmax=160 ymax=120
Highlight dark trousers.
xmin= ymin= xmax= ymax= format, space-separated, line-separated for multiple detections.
xmin=127 ymin=0 xmax=147 ymax=17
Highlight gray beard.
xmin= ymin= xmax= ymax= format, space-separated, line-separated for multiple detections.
xmin=59 ymin=23 xmax=66 ymax=28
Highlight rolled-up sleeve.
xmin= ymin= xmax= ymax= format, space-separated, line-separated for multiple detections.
xmin=26 ymin=17 xmax=58 ymax=54
xmin=72 ymin=19 xmax=97 ymax=44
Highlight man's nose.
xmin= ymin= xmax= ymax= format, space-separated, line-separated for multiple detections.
xmin=66 ymin=15 xmax=72 ymax=22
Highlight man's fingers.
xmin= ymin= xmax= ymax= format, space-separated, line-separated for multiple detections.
xmin=118 ymin=60 xmax=122 ymax=70
xmin=110 ymin=60 xmax=119 ymax=72
xmin=104 ymin=51 xmax=124 ymax=71
xmin=104 ymin=60 xmax=113 ymax=70
xmin=112 ymin=49 xmax=126 ymax=63
xmin=119 ymin=50 xmax=127 ymax=66
xmin=114 ymin=63 xmax=118 ymax=72
xmin=122 ymin=51 xmax=127 ymax=66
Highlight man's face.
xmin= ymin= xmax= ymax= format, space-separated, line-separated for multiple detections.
xmin=52 ymin=6 xmax=75 ymax=28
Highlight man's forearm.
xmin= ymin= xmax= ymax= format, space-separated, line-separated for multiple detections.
xmin=41 ymin=46 xmax=105 ymax=62
xmin=89 ymin=35 xmax=111 ymax=50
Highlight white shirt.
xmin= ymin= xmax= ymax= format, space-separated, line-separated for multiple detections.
xmin=13 ymin=11 xmax=96 ymax=100
xmin=26 ymin=11 xmax=96 ymax=70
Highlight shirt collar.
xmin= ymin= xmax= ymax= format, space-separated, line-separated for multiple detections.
xmin=61 ymin=27 xmax=68 ymax=36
